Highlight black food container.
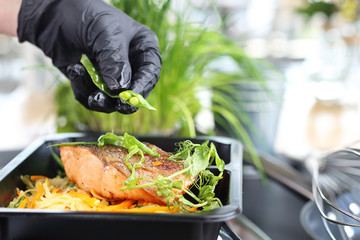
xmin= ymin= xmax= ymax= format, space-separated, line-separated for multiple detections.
xmin=0 ymin=133 xmax=242 ymax=240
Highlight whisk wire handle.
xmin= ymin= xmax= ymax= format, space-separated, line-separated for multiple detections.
xmin=308 ymin=148 xmax=360 ymax=239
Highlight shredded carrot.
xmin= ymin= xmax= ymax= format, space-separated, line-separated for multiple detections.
xmin=30 ymin=182 xmax=44 ymax=208
xmin=68 ymin=191 xmax=100 ymax=207
xmin=96 ymin=199 xmax=136 ymax=212
xmin=117 ymin=199 xmax=136 ymax=209
xmin=16 ymin=189 xmax=20 ymax=196
xmin=18 ymin=197 xmax=29 ymax=208
xmin=151 ymin=161 xmax=163 ymax=166
xmin=65 ymin=206 xmax=71 ymax=210
xmin=30 ymin=175 xmax=47 ymax=181
xmin=51 ymin=188 xmax=61 ymax=194
xmin=188 ymin=207 xmax=198 ymax=212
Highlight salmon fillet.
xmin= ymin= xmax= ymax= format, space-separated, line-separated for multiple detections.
xmin=59 ymin=144 xmax=195 ymax=205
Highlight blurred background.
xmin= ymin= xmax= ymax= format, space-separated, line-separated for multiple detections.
xmin=2 ymin=0 xmax=360 ymax=164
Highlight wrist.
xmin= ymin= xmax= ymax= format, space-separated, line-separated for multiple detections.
xmin=0 ymin=0 xmax=21 ymax=36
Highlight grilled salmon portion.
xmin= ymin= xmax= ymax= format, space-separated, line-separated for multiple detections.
xmin=59 ymin=144 xmax=195 ymax=205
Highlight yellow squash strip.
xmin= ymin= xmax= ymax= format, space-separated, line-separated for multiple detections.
xmin=68 ymin=191 xmax=100 ymax=207
xmin=30 ymin=181 xmax=44 ymax=208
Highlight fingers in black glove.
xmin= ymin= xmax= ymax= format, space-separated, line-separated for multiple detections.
xmin=88 ymin=91 xmax=138 ymax=114
xmin=66 ymin=63 xmax=98 ymax=109
xmin=18 ymin=0 xmax=162 ymax=113
xmin=129 ymin=26 xmax=162 ymax=98
xmin=67 ymin=64 xmax=138 ymax=114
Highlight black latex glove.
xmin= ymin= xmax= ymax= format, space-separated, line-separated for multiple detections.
xmin=17 ymin=0 xmax=161 ymax=114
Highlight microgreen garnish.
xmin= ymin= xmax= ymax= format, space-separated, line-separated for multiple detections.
xmin=120 ymin=137 xmax=225 ymax=212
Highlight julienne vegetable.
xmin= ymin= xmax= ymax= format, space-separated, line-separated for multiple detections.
xmin=12 ymin=132 xmax=225 ymax=213
xmin=8 ymin=175 xmax=183 ymax=213
xmin=80 ymin=54 xmax=156 ymax=111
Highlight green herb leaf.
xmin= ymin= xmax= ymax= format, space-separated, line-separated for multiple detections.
xmin=155 ymin=175 xmax=173 ymax=197
xmin=201 ymin=199 xmax=221 ymax=211
xmin=171 ymin=180 xmax=183 ymax=190
xmin=121 ymin=133 xmax=160 ymax=157
xmin=124 ymin=145 xmax=145 ymax=186
xmin=189 ymin=143 xmax=211 ymax=176
xmin=210 ymin=143 xmax=225 ymax=172
xmin=97 ymin=132 xmax=124 ymax=146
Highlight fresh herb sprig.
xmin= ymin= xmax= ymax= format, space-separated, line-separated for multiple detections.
xmin=51 ymin=133 xmax=225 ymax=212
xmin=118 ymin=137 xmax=225 ymax=212
xmin=80 ymin=54 xmax=156 ymax=111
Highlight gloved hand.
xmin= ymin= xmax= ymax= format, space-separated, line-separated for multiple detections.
xmin=17 ymin=0 xmax=161 ymax=114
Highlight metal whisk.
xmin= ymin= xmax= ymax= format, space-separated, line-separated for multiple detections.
xmin=305 ymin=148 xmax=360 ymax=239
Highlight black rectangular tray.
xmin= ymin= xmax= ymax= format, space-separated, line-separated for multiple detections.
xmin=0 ymin=133 xmax=242 ymax=240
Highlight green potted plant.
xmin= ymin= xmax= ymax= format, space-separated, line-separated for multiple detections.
xmin=54 ymin=0 xmax=283 ymax=175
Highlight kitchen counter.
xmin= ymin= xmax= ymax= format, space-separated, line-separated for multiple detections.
xmin=241 ymin=164 xmax=311 ymax=239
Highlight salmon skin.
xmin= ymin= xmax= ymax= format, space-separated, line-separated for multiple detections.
xmin=59 ymin=143 xmax=196 ymax=205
